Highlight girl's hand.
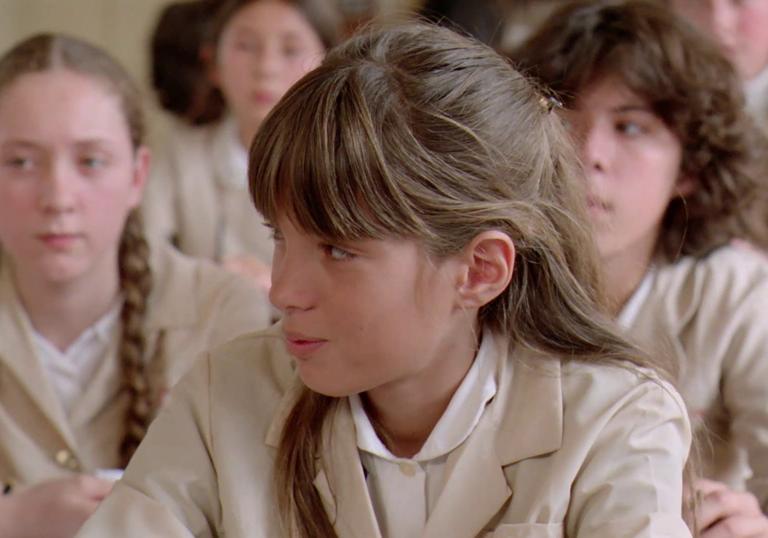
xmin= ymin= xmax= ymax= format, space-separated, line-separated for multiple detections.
xmin=222 ymin=254 xmax=271 ymax=291
xmin=697 ymin=479 xmax=768 ymax=537
xmin=0 ymin=475 xmax=113 ymax=538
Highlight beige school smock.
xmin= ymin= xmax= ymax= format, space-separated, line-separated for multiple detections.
xmin=0 ymin=242 xmax=270 ymax=487
xmin=143 ymin=116 xmax=274 ymax=263
xmin=77 ymin=326 xmax=692 ymax=538
xmin=746 ymin=66 xmax=768 ymax=136
xmin=622 ymin=245 xmax=768 ymax=509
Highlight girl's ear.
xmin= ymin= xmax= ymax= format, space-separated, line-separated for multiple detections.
xmin=456 ymin=231 xmax=515 ymax=309
xmin=128 ymin=146 xmax=151 ymax=209
xmin=676 ymin=173 xmax=697 ymax=197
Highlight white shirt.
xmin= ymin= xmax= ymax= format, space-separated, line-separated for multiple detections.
xmin=349 ymin=329 xmax=498 ymax=538
xmin=746 ymin=65 xmax=768 ymax=134
xmin=32 ymin=304 xmax=121 ymax=415
xmin=617 ymin=268 xmax=655 ymax=329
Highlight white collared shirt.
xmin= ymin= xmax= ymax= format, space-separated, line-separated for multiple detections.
xmin=617 ymin=268 xmax=655 ymax=329
xmin=32 ymin=304 xmax=121 ymax=415
xmin=349 ymin=329 xmax=498 ymax=538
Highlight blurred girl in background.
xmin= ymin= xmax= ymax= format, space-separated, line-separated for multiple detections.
xmin=0 ymin=33 xmax=270 ymax=537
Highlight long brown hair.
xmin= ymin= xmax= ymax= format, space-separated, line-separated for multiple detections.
xmin=510 ymin=0 xmax=768 ymax=260
xmin=249 ymin=21 xmax=669 ymax=537
xmin=0 ymin=34 xmax=155 ymax=467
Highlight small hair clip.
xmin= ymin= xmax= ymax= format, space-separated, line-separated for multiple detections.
xmin=539 ymin=95 xmax=563 ymax=113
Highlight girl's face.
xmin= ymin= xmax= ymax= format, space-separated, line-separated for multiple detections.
xmin=565 ymin=75 xmax=685 ymax=264
xmin=0 ymin=69 xmax=147 ymax=286
xmin=214 ymin=0 xmax=325 ymax=144
xmin=672 ymin=0 xmax=768 ymax=80
xmin=269 ymin=215 xmax=471 ymax=398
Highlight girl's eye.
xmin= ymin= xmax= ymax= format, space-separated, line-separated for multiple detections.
xmin=281 ymin=43 xmax=303 ymax=58
xmin=80 ymin=156 xmax=107 ymax=169
xmin=236 ymin=40 xmax=260 ymax=54
xmin=269 ymin=227 xmax=284 ymax=242
xmin=325 ymin=245 xmax=353 ymax=261
xmin=616 ymin=121 xmax=644 ymax=137
xmin=5 ymin=156 xmax=35 ymax=170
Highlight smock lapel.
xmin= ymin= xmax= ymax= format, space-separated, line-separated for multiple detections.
xmin=265 ymin=382 xmax=381 ymax=538
xmin=316 ymin=399 xmax=382 ymax=538
xmin=0 ymin=260 xmax=78 ymax=452
xmin=423 ymin=341 xmax=564 ymax=538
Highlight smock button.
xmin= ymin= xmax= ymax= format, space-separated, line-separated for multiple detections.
xmin=54 ymin=449 xmax=80 ymax=471
xmin=398 ymin=462 xmax=417 ymax=477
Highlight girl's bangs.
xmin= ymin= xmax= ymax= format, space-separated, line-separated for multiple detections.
xmin=249 ymin=68 xmax=420 ymax=242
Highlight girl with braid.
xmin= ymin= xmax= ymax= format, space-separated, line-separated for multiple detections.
xmin=0 ymin=34 xmax=271 ymax=538
xmin=80 ymin=22 xmax=691 ymax=538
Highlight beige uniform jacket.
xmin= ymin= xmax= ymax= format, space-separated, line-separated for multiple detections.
xmin=0 ymin=242 xmax=270 ymax=486
xmin=746 ymin=66 xmax=768 ymax=137
xmin=78 ymin=327 xmax=692 ymax=538
xmin=625 ymin=245 xmax=768 ymax=508
xmin=143 ymin=117 xmax=273 ymax=263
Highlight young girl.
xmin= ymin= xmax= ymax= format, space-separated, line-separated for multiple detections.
xmin=77 ymin=22 xmax=691 ymax=537
xmin=0 ymin=34 xmax=270 ymax=537
xmin=513 ymin=0 xmax=768 ymax=534
xmin=143 ymin=0 xmax=342 ymax=289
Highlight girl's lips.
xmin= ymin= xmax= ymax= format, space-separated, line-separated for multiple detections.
xmin=285 ymin=338 xmax=326 ymax=359
xmin=586 ymin=195 xmax=611 ymax=218
xmin=38 ymin=233 xmax=82 ymax=250
xmin=283 ymin=333 xmax=327 ymax=359
xmin=251 ymin=91 xmax=277 ymax=105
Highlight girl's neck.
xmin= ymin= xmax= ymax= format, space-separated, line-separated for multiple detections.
xmin=237 ymin=120 xmax=259 ymax=150
xmin=601 ymin=236 xmax=658 ymax=317
xmin=363 ymin=326 xmax=479 ymax=458
xmin=12 ymin=261 xmax=121 ymax=352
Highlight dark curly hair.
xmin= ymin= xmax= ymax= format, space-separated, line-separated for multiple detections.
xmin=509 ymin=0 xmax=768 ymax=259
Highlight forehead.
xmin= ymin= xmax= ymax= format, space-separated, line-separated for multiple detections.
xmin=575 ymin=75 xmax=651 ymax=111
xmin=0 ymin=69 xmax=130 ymax=147
xmin=224 ymin=0 xmax=319 ymax=40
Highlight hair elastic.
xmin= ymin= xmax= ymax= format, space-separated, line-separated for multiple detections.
xmin=539 ymin=95 xmax=563 ymax=113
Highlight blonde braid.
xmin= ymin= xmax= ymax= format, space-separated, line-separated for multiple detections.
xmin=117 ymin=210 xmax=154 ymax=467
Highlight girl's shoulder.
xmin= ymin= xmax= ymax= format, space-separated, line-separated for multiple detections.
xmin=503 ymin=342 xmax=687 ymax=437
xmin=177 ymin=326 xmax=296 ymax=440
xmin=648 ymin=243 xmax=768 ymax=327
xmin=206 ymin=326 xmax=294 ymax=391
xmin=148 ymin=119 xmax=224 ymax=181
xmin=144 ymin=241 xmax=271 ymax=336
xmin=658 ymin=242 xmax=768 ymax=291
xmin=558 ymin=358 xmax=686 ymax=418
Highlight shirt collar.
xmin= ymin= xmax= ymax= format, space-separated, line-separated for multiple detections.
xmin=30 ymin=299 xmax=121 ymax=357
xmin=617 ymin=266 xmax=655 ymax=329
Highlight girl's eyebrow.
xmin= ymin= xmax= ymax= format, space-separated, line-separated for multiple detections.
xmin=612 ymin=104 xmax=653 ymax=114
xmin=0 ymin=140 xmax=43 ymax=150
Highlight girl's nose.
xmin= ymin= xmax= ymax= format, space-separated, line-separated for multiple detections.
xmin=580 ymin=124 xmax=612 ymax=175
xmin=268 ymin=249 xmax=316 ymax=314
xmin=38 ymin=162 xmax=78 ymax=214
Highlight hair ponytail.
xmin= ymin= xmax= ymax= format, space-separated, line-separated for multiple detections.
xmin=275 ymin=390 xmax=338 ymax=537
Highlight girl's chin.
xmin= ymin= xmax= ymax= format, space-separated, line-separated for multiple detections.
xmin=297 ymin=369 xmax=362 ymax=399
